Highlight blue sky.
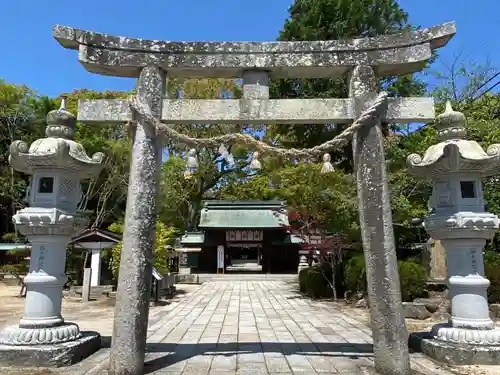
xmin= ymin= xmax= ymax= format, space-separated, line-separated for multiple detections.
xmin=0 ymin=0 xmax=498 ymax=97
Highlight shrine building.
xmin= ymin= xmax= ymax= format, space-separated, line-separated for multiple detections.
xmin=178 ymin=200 xmax=303 ymax=274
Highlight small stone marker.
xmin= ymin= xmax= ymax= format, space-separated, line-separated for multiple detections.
xmin=82 ymin=268 xmax=92 ymax=302
xmin=428 ymin=239 xmax=447 ymax=282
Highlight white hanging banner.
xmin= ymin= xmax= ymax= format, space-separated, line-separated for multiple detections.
xmin=217 ymin=245 xmax=225 ymax=269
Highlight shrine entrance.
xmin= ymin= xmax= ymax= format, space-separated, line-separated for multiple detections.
xmin=225 ymin=244 xmax=262 ymax=272
xmin=180 ymin=201 xmax=299 ymax=274
xmin=225 ymin=230 xmax=263 ymax=272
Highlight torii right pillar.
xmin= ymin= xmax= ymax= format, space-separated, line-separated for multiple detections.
xmin=408 ymin=102 xmax=500 ymax=365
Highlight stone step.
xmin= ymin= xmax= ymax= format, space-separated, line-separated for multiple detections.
xmin=175 ymin=273 xmax=298 ymax=284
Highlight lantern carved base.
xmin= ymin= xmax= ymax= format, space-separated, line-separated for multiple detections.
xmin=410 ymin=330 xmax=500 ymax=365
xmin=0 ymin=331 xmax=101 ymax=367
xmin=0 ymin=322 xmax=81 ymax=345
xmin=432 ymin=323 xmax=500 ymax=345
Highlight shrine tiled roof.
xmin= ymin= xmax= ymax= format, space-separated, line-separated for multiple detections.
xmin=198 ymin=200 xmax=289 ymax=229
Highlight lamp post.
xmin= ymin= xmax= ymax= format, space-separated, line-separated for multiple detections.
xmin=408 ymin=102 xmax=500 ymax=365
xmin=0 ymin=98 xmax=105 ymax=366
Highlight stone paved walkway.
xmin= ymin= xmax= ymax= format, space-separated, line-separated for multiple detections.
xmin=71 ymin=280 xmax=451 ymax=375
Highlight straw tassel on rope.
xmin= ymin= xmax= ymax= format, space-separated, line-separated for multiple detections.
xmin=184 ymin=148 xmax=199 ymax=180
xmin=321 ymin=153 xmax=335 ymax=173
xmin=249 ymin=151 xmax=262 ymax=170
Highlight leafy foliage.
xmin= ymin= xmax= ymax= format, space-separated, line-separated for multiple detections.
xmin=221 ymin=164 xmax=358 ymax=236
xmin=344 ymin=253 xmax=427 ymax=301
xmin=107 ymin=221 xmax=177 ymax=278
xmin=299 ymin=263 xmax=334 ymax=299
xmin=63 ymin=90 xmax=132 ymax=228
xmin=344 ymin=254 xmax=367 ymax=297
xmin=398 ymin=260 xmax=428 ymax=302
xmin=485 ymin=251 xmax=500 ymax=304
xmin=268 ymin=0 xmax=426 ymax=171
xmin=298 ymin=267 xmax=309 ymax=293
xmin=161 ymin=78 xmax=256 ymax=230
xmin=0 ymin=81 xmax=55 ymax=235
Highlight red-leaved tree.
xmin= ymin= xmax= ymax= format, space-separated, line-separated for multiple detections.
xmin=274 ymin=208 xmax=349 ymax=300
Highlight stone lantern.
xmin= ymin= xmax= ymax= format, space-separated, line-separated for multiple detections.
xmin=0 ymin=98 xmax=104 ymax=366
xmin=407 ymin=102 xmax=500 ymax=364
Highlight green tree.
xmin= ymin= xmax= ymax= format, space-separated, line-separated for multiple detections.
xmin=160 ymin=78 xmax=257 ymax=230
xmin=0 ymin=81 xmax=56 ymax=237
xmin=62 ymin=90 xmax=132 ymax=229
xmin=220 ymin=163 xmax=358 ymax=236
xmin=269 ymin=0 xmax=426 ymax=170
xmin=158 ymin=156 xmax=210 ymax=231
xmin=107 ymin=221 xmax=177 ymax=278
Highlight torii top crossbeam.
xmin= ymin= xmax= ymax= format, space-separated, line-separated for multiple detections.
xmin=53 ymin=23 xmax=455 ymax=79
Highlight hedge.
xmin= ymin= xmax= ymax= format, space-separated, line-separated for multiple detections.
xmin=344 ymin=255 xmax=367 ymax=297
xmin=299 ymin=263 xmax=333 ymax=299
xmin=485 ymin=251 xmax=500 ymax=304
xmin=298 ymin=267 xmax=309 ymax=293
xmin=311 ymin=250 xmax=500 ymax=304
xmin=398 ymin=260 xmax=427 ymax=302
xmin=342 ymin=254 xmax=427 ymax=302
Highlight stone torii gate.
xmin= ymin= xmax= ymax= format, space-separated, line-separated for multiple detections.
xmin=53 ymin=22 xmax=455 ymax=375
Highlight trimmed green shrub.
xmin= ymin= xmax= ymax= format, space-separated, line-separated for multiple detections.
xmin=343 ymin=254 xmax=427 ymax=302
xmin=398 ymin=260 xmax=427 ymax=302
xmin=298 ymin=263 xmax=333 ymax=299
xmin=317 ymin=261 xmax=333 ymax=282
xmin=305 ymin=265 xmax=332 ymax=299
xmin=485 ymin=263 xmax=500 ymax=304
xmin=344 ymin=254 xmax=367 ymax=297
xmin=298 ymin=267 xmax=309 ymax=293
xmin=485 ymin=251 xmax=500 ymax=303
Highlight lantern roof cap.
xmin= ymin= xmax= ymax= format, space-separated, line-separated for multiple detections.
xmin=407 ymin=103 xmax=500 ymax=177
xmin=8 ymin=98 xmax=105 ymax=178
xmin=435 ymin=101 xmax=467 ymax=141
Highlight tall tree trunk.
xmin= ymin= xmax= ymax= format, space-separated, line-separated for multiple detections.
xmin=330 ymin=258 xmax=337 ymax=301
xmin=331 ymin=269 xmax=337 ymax=301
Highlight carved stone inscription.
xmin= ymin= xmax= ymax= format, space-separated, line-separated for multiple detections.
xmin=38 ymin=245 xmax=46 ymax=272
xmin=470 ymin=249 xmax=478 ymax=274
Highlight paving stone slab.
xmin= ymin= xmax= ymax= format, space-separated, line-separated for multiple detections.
xmin=7 ymin=280 xmax=459 ymax=375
